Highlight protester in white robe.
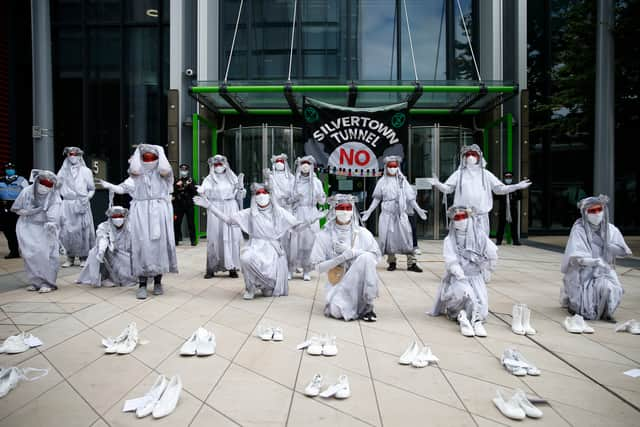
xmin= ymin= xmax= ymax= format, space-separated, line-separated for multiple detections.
xmin=310 ymin=194 xmax=382 ymax=322
xmin=12 ymin=170 xmax=62 ymax=293
xmin=198 ymin=155 xmax=244 ymax=279
xmin=431 ymin=144 xmax=531 ymax=235
xmin=430 ymin=206 xmax=497 ymax=337
xmin=264 ymin=154 xmax=295 ymax=267
xmin=361 ymin=156 xmax=427 ymax=272
xmin=99 ymin=144 xmax=177 ymax=299
xmin=76 ymin=206 xmax=135 ymax=287
xmin=561 ymin=195 xmax=631 ymax=320
xmin=289 ymin=156 xmax=326 ymax=281
xmin=57 ymin=147 xmax=95 ymax=267
xmin=194 ymin=183 xmax=299 ymax=299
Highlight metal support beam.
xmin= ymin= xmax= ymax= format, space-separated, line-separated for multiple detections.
xmin=347 ymin=82 xmax=358 ymax=107
xmin=406 ymin=82 xmax=423 ymax=107
xmin=453 ymin=83 xmax=487 ymax=113
xmin=219 ymin=83 xmax=247 ymax=114
xmin=284 ymin=83 xmax=301 ymax=116
xmin=594 ymin=0 xmax=615 ymax=218
xmin=187 ymin=90 xmax=220 ymax=115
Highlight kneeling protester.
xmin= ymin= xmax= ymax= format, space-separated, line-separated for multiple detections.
xmin=310 ymin=194 xmax=381 ymax=322
xmin=430 ymin=206 xmax=497 ymax=337
xmin=77 ymin=206 xmax=136 ymax=287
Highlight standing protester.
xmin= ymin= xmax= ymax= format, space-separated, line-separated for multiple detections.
xmin=197 ymin=155 xmax=244 ymax=279
xmin=263 ymin=153 xmax=295 ymax=265
xmin=289 ymin=156 xmax=326 ymax=281
xmin=173 ymin=164 xmax=197 ymax=246
xmin=194 ymin=183 xmax=299 ymax=299
xmin=561 ymin=195 xmax=632 ymax=320
xmin=495 ymin=171 xmax=522 ymax=245
xmin=361 ymin=156 xmax=427 ymax=272
xmin=430 ymin=206 xmax=498 ymax=337
xmin=310 ymin=194 xmax=382 ymax=322
xmin=77 ymin=206 xmax=135 ymax=287
xmin=57 ymin=147 xmax=96 ymax=268
xmin=0 ymin=162 xmax=28 ymax=258
xmin=99 ymin=145 xmax=178 ymax=299
xmin=12 ymin=170 xmax=63 ymax=293
xmin=432 ymin=145 xmax=531 ymax=236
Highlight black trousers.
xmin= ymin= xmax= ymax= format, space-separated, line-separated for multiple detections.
xmin=496 ymin=205 xmax=520 ymax=244
xmin=1 ymin=204 xmax=19 ymax=255
xmin=174 ymin=202 xmax=196 ymax=244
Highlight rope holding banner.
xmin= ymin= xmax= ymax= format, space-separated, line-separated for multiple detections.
xmin=402 ymin=0 xmax=419 ymax=81
xmin=287 ymin=0 xmax=298 ymax=82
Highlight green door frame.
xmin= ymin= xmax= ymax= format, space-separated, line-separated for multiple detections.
xmin=482 ymin=113 xmax=513 ymax=241
xmin=192 ymin=113 xmax=218 ymax=244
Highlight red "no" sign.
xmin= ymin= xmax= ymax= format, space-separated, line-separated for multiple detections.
xmin=339 ymin=147 xmax=371 ymax=166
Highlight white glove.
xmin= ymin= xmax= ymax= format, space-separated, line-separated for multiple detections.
xmin=450 ymin=264 xmax=465 ymax=280
xmin=360 ymin=210 xmax=371 ymax=222
xmin=195 ymin=185 xmax=204 ymax=195
xmin=98 ymin=180 xmax=116 ymax=192
xmin=596 ymin=258 xmax=610 ymax=271
xmin=516 ymin=179 xmax=532 ymax=190
xmin=341 ymin=248 xmax=363 ymax=261
xmin=415 ymin=207 xmax=427 ymax=220
xmin=333 ymin=241 xmax=349 ymax=254
xmin=193 ymin=196 xmax=210 ymax=209
xmin=579 ymin=257 xmax=599 ymax=267
xmin=482 ymin=269 xmax=492 ymax=283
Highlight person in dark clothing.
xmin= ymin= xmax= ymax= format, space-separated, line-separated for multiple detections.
xmin=495 ymin=171 xmax=522 ymax=246
xmin=0 ymin=162 xmax=29 ymax=258
xmin=173 ymin=164 xmax=197 ymax=246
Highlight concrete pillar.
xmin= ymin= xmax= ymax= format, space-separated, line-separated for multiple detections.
xmin=31 ymin=0 xmax=55 ymax=170
xmin=594 ymin=0 xmax=615 ymax=218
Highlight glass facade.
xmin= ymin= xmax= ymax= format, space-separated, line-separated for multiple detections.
xmin=219 ymin=0 xmax=476 ymax=81
xmin=50 ymin=0 xmax=169 ymax=183
xmin=527 ymin=0 xmax=640 ymax=234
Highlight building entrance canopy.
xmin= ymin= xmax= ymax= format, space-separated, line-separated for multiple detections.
xmin=189 ymin=80 xmax=518 ymax=116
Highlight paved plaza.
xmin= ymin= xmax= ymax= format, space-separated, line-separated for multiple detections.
xmin=0 ymin=241 xmax=638 ymax=426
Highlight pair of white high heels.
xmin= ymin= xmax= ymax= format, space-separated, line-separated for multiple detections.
xmin=128 ymin=374 xmax=182 ymax=419
xmin=511 ymin=304 xmax=537 ymax=335
xmin=398 ymin=341 xmax=439 ymax=368
xmin=102 ymin=322 xmax=138 ymax=354
xmin=304 ymin=374 xmax=350 ymax=399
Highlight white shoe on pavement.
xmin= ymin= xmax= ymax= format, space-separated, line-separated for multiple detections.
xmin=0 ymin=333 xmax=30 ymax=354
xmin=492 ymin=389 xmax=526 ymax=420
xmin=306 ymin=336 xmax=323 ymax=356
xmin=136 ymin=375 xmax=168 ymax=418
xmin=411 ymin=346 xmax=439 ymax=368
xmin=321 ymin=335 xmax=338 ymax=356
xmin=304 ymin=374 xmax=323 ymax=397
xmin=319 ymin=375 xmax=350 ymax=399
xmin=513 ymin=389 xmax=543 ymax=418
xmin=573 ymin=314 xmax=594 ymax=333
xmin=511 ymin=304 xmax=525 ymax=335
xmin=196 ymin=327 xmax=216 ymax=356
xmin=180 ymin=332 xmax=198 ymax=356
xmin=258 ymin=327 xmax=274 ymax=341
xmin=272 ymin=327 xmax=284 ymax=342
xmin=398 ymin=341 xmax=420 ymax=365
xmin=116 ymin=323 xmax=139 ymax=354
xmin=457 ymin=310 xmax=475 ymax=337
xmin=152 ymin=375 xmax=182 ymax=419
xmin=521 ymin=305 xmax=537 ymax=335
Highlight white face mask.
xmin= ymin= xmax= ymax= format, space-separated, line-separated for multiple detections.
xmin=112 ymin=218 xmax=125 ymax=228
xmin=274 ymin=162 xmax=285 ymax=171
xmin=214 ymin=166 xmax=226 ymax=174
xmin=335 ymin=210 xmax=352 ymax=224
xmin=179 ymin=170 xmax=189 ymax=178
xmin=143 ymin=160 xmax=158 ymax=171
xmin=255 ymin=194 xmax=270 ymax=207
xmin=504 ymin=178 xmax=513 ymax=184
xmin=68 ymin=156 xmax=80 ymax=165
xmin=37 ymin=184 xmax=52 ymax=195
xmin=465 ymin=156 xmax=478 ymax=166
xmin=454 ymin=218 xmax=468 ymax=231
xmin=587 ymin=212 xmax=604 ymax=226
xmin=387 ymin=167 xmax=398 ymax=176
xmin=300 ymin=164 xmax=311 ymax=174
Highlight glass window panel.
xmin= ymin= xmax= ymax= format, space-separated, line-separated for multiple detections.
xmin=125 ymin=0 xmax=162 ymax=24
xmin=52 ymin=0 xmax=82 ymax=24
xmin=358 ymin=0 xmax=397 ymax=80
xmin=87 ymin=0 xmax=121 ymax=24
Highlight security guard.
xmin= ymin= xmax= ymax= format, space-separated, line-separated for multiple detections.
xmin=173 ymin=163 xmax=197 ymax=245
xmin=0 ymin=162 xmax=28 ymax=258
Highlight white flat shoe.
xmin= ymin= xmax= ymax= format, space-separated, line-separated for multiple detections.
xmin=103 ymin=323 xmax=134 ymax=354
xmin=304 ymin=374 xmax=323 ymax=397
xmin=502 ymin=348 xmax=541 ymax=376
xmin=629 ymin=320 xmax=640 ymax=335
xmin=136 ymin=375 xmax=168 ymax=418
xmin=514 ymin=389 xmax=543 ymax=418
xmin=180 ymin=332 xmax=198 ymax=356
xmin=26 ymin=285 xmax=38 ymax=291
xmin=563 ymin=316 xmax=582 ymax=334
xmin=117 ymin=323 xmax=139 ymax=354
xmin=306 ymin=336 xmax=323 ymax=356
xmin=38 ymin=285 xmax=53 ymax=293
xmin=0 ymin=333 xmax=30 ymax=354
xmin=457 ymin=311 xmax=475 ymax=337
xmin=272 ymin=327 xmax=284 ymax=342
xmin=473 ymin=321 xmax=487 ymax=337
xmin=0 ymin=367 xmax=48 ymax=398
xmin=615 ymin=320 xmax=633 ymax=333
xmin=398 ymin=341 xmax=420 ymax=365
xmin=258 ymin=327 xmax=274 ymax=341
xmin=573 ymin=314 xmax=594 ymax=333
xmin=243 ymin=290 xmax=255 ymax=300
xmin=321 ymin=336 xmax=338 ymax=356
xmin=492 ymin=389 xmax=526 ymax=420
xmin=61 ymin=260 xmax=73 ymax=268
xmin=303 ymin=273 xmax=311 ymax=281
xmin=196 ymin=327 xmax=216 ymax=356
xmin=411 ymin=346 xmax=439 ymax=368
xmin=152 ymin=375 xmax=182 ymax=419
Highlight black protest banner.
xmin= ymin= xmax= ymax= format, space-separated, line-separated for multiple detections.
xmin=303 ymin=97 xmax=408 ymax=177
